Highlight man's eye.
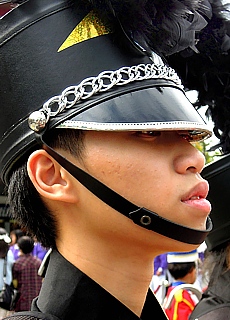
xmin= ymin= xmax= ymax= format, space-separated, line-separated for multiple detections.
xmin=136 ymin=131 xmax=161 ymax=137
xmin=179 ymin=132 xmax=191 ymax=141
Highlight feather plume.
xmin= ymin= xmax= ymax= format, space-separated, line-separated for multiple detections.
xmin=168 ymin=0 xmax=230 ymax=153
xmin=88 ymin=0 xmax=230 ymax=153
xmin=87 ymin=0 xmax=211 ymax=56
xmin=87 ymin=0 xmax=230 ymax=152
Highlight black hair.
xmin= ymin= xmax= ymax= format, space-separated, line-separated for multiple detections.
xmin=202 ymin=242 xmax=230 ymax=287
xmin=10 ymin=229 xmax=24 ymax=242
xmin=17 ymin=236 xmax=34 ymax=254
xmin=168 ymin=262 xmax=196 ymax=280
xmin=0 ymin=228 xmax=10 ymax=259
xmin=8 ymin=129 xmax=85 ymax=249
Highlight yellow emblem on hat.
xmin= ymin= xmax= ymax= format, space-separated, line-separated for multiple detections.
xmin=58 ymin=11 xmax=112 ymax=52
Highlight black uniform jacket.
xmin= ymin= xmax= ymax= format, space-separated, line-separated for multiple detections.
xmin=32 ymin=250 xmax=167 ymax=320
xmin=190 ymin=269 xmax=230 ymax=320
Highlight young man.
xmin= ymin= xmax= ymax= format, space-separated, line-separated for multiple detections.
xmin=0 ymin=1 xmax=213 ymax=319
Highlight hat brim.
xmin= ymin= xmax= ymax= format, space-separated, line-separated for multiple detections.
xmin=57 ymin=85 xmax=212 ymax=141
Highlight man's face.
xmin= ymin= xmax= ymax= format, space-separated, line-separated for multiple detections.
xmin=72 ymin=130 xmax=210 ymax=237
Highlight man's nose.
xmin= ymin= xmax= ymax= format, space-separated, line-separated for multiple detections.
xmin=173 ymin=136 xmax=206 ymax=175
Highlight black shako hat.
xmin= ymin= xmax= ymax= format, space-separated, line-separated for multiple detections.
xmin=0 ymin=0 xmax=212 ymax=185
xmin=0 ymin=0 xmax=213 ymax=245
xmin=202 ymin=154 xmax=230 ymax=251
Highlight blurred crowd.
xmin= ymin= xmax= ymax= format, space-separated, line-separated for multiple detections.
xmin=0 ymin=228 xmax=48 ymax=319
xmin=0 ymin=226 xmax=209 ymax=320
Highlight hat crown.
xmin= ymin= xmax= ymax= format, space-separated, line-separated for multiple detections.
xmin=0 ymin=0 xmax=149 ymax=182
xmin=0 ymin=0 xmax=211 ymax=185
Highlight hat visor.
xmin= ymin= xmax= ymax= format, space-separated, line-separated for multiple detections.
xmin=57 ymin=85 xmax=212 ymax=141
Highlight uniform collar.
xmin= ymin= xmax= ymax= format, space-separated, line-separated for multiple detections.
xmin=35 ymin=249 xmax=167 ymax=320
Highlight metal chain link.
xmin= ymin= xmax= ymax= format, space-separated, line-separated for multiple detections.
xmin=28 ymin=63 xmax=183 ymax=132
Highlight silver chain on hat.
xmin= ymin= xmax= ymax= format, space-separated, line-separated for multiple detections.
xmin=28 ymin=63 xmax=183 ymax=132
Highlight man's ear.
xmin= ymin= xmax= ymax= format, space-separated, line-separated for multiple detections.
xmin=27 ymin=149 xmax=77 ymax=203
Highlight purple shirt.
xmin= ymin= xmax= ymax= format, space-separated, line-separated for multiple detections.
xmin=154 ymin=253 xmax=168 ymax=274
xmin=32 ymin=242 xmax=48 ymax=261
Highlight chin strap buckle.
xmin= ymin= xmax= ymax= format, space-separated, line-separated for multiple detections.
xmin=129 ymin=207 xmax=212 ymax=245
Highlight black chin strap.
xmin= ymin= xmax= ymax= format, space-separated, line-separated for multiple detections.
xmin=37 ymin=135 xmax=212 ymax=245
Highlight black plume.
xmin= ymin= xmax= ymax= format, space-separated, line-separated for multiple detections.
xmin=87 ymin=0 xmax=212 ymax=56
xmin=88 ymin=0 xmax=230 ymax=153
xmin=168 ymin=0 xmax=230 ymax=153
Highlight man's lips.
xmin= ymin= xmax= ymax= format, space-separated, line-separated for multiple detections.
xmin=181 ymin=181 xmax=211 ymax=213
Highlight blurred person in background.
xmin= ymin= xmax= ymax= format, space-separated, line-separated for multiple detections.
xmin=9 ymin=230 xmax=24 ymax=261
xmin=32 ymin=237 xmax=48 ymax=262
xmin=163 ymin=250 xmax=202 ymax=320
xmin=0 ymin=228 xmax=14 ymax=319
xmin=150 ymin=253 xmax=173 ymax=305
xmin=12 ymin=236 xmax=43 ymax=312
xmin=0 ymin=0 xmax=22 ymax=17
